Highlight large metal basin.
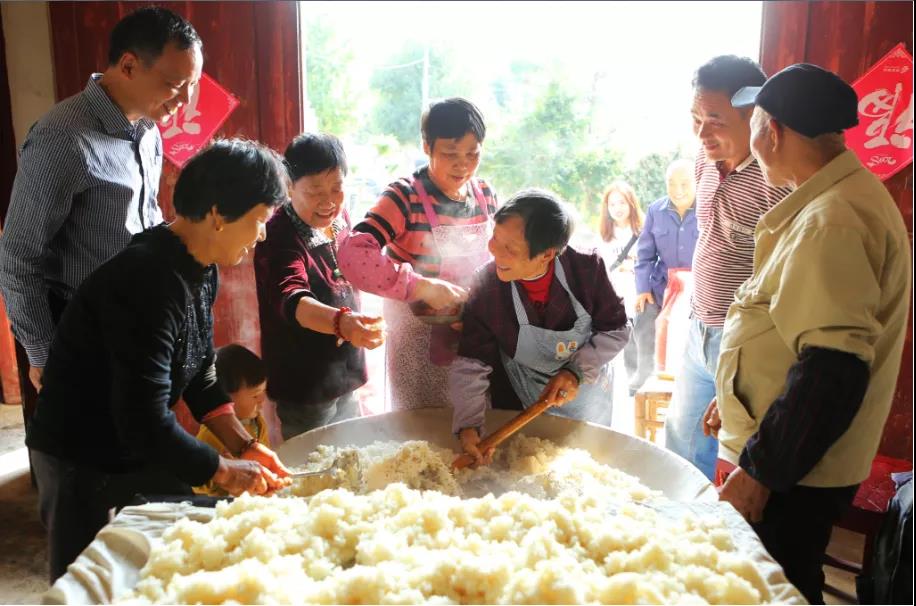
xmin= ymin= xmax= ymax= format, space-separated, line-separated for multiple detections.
xmin=48 ymin=410 xmax=808 ymax=604
xmin=275 ymin=408 xmax=716 ymax=502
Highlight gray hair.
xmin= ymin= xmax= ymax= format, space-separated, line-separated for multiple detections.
xmin=757 ymin=107 xmax=847 ymax=156
xmin=811 ymin=132 xmax=848 ymax=156
xmin=665 ymin=158 xmax=694 ymax=181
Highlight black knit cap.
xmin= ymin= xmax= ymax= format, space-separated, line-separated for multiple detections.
xmin=731 ymin=63 xmax=859 ymax=138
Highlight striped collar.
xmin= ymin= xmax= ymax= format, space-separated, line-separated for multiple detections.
xmin=414 ymin=165 xmax=474 ymax=205
xmin=734 ymin=154 xmax=755 ymax=172
xmin=84 ymin=73 xmax=155 ymax=138
xmin=715 ymin=153 xmax=755 ymax=179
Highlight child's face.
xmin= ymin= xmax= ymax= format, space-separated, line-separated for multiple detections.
xmin=231 ymin=381 xmax=267 ymax=420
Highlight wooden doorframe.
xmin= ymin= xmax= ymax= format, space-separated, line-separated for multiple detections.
xmin=0 ymin=8 xmax=23 ymax=405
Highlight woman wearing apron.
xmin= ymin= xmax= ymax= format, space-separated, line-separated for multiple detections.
xmin=338 ymin=98 xmax=498 ymax=410
xmin=449 ymin=190 xmax=630 ymax=465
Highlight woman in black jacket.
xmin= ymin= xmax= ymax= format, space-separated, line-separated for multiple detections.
xmin=26 ymin=139 xmax=291 ymax=582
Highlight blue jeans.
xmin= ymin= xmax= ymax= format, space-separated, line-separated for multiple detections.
xmin=664 ymin=317 xmax=722 ymax=480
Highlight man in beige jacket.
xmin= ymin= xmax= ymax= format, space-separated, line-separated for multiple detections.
xmin=703 ymin=63 xmax=911 ymax=604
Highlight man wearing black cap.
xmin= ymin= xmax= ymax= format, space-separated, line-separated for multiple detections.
xmin=703 ymin=63 xmax=911 ymax=603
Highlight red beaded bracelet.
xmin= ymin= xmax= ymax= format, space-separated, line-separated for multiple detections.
xmin=333 ymin=306 xmax=352 ymax=345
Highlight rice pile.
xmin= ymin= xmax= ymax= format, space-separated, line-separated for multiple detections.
xmin=118 ymin=435 xmax=783 ymax=605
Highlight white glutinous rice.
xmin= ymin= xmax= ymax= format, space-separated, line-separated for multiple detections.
xmin=119 ymin=435 xmax=777 ymax=605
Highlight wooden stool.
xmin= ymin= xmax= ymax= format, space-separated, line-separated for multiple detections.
xmin=634 ymin=374 xmax=674 ymax=443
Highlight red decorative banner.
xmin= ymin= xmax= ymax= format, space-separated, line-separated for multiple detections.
xmin=847 ymin=43 xmax=913 ymax=182
xmin=158 ymin=72 xmax=240 ymax=168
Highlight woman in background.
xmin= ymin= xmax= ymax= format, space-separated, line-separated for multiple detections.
xmin=598 ymin=181 xmax=644 ymax=395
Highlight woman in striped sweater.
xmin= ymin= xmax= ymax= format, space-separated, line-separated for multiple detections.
xmin=338 ymin=98 xmax=498 ymax=411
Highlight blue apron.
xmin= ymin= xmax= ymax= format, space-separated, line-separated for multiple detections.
xmin=500 ymin=259 xmax=613 ymax=426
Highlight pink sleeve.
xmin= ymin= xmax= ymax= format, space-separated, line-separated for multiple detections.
xmin=201 ymin=403 xmax=235 ymax=423
xmin=338 ymin=230 xmax=422 ymax=302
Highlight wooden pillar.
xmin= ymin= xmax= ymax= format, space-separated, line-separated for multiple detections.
xmin=0 ymin=8 xmax=22 ymax=405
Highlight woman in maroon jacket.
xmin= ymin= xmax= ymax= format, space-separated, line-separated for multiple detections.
xmin=450 ymin=190 xmax=630 ymax=464
xmin=254 ymin=133 xmax=384 ymax=440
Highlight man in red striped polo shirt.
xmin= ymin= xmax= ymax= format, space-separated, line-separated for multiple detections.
xmin=665 ymin=56 xmax=791 ymax=480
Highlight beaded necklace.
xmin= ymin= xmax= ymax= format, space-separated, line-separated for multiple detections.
xmin=284 ymin=203 xmax=350 ymax=292
xmin=323 ymin=222 xmax=345 ymax=282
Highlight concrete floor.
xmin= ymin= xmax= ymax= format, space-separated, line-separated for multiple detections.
xmin=0 ymin=403 xmax=25 ymax=457
xmin=0 ymin=399 xmax=863 ymax=604
xmin=0 ymin=406 xmax=46 ymax=604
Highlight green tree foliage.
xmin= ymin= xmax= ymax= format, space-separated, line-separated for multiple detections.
xmin=624 ymin=149 xmax=684 ymax=211
xmin=301 ymin=22 xmax=692 ymax=229
xmin=482 ymin=80 xmax=624 ymax=228
xmin=304 ymin=15 xmax=360 ymax=135
xmin=368 ymin=43 xmax=471 ymax=145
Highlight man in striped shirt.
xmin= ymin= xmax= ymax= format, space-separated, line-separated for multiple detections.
xmin=0 ymin=7 xmax=202 ymax=392
xmin=664 ymin=56 xmax=791 ymax=480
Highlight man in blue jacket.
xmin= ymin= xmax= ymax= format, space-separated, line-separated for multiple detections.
xmin=630 ymin=159 xmax=698 ymax=393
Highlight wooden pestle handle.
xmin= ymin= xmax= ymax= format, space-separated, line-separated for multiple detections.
xmin=452 ymin=399 xmax=554 ymax=470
